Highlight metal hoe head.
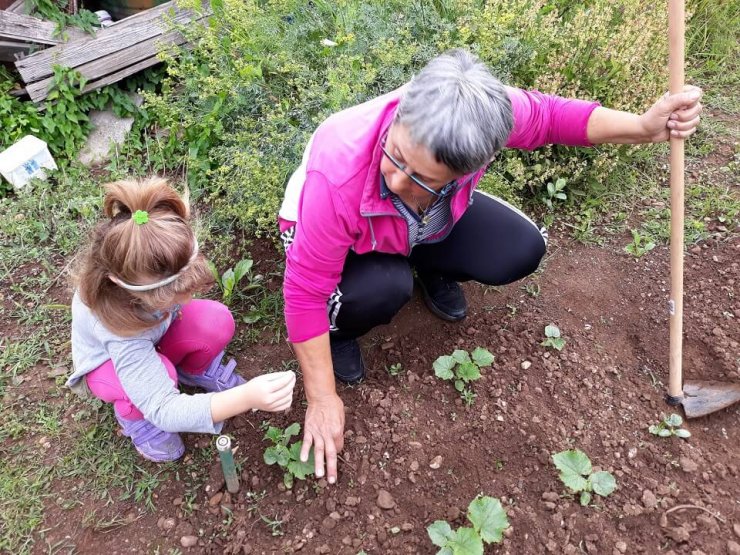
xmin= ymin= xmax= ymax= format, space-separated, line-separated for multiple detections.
xmin=681 ymin=381 xmax=740 ymax=419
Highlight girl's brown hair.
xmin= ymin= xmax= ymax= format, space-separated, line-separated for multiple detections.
xmin=74 ymin=177 xmax=213 ymax=336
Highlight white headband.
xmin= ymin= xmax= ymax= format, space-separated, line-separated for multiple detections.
xmin=109 ymin=238 xmax=199 ymax=292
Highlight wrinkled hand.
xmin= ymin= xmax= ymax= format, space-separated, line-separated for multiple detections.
xmin=244 ymin=371 xmax=296 ymax=412
xmin=640 ymin=85 xmax=702 ymax=142
xmin=301 ymin=393 xmax=345 ymax=484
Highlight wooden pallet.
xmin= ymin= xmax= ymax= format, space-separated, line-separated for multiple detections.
xmin=13 ymin=1 xmax=206 ymax=103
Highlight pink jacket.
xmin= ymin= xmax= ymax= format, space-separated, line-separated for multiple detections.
xmin=280 ymin=86 xmax=599 ymax=342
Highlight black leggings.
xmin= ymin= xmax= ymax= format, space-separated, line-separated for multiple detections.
xmin=330 ymin=191 xmax=547 ymax=339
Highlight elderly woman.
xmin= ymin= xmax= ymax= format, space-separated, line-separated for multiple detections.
xmin=278 ymin=49 xmax=701 ymax=483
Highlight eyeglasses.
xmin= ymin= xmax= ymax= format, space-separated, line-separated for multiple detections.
xmin=380 ymin=135 xmax=456 ymax=198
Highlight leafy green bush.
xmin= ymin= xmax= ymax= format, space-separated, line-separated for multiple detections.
xmin=140 ymin=0 xmax=669 ymax=236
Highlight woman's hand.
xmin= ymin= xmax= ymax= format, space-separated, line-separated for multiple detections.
xmin=301 ymin=392 xmax=345 ymax=484
xmin=640 ymin=85 xmax=702 ymax=142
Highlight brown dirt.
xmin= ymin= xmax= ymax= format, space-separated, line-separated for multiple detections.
xmin=32 ymin=230 xmax=740 ymax=555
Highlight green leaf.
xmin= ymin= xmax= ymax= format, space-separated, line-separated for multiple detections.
xmin=580 ymin=491 xmax=592 ymax=506
xmin=275 ymin=445 xmax=291 ymax=467
xmin=471 ymin=347 xmax=494 ymax=368
xmin=221 ymin=268 xmax=235 ymax=299
xmin=427 ymin=521 xmax=455 ymax=547
xmin=283 ymin=472 xmax=294 ymax=489
xmin=456 ymin=362 xmax=481 ymax=383
xmin=263 ymin=446 xmax=278 ymax=465
xmin=233 ymin=258 xmax=253 ymax=284
xmin=434 ymin=356 xmax=456 ymax=380
xmin=264 ymin=426 xmax=282 ymax=444
xmin=658 ymin=429 xmax=672 ymax=437
xmin=448 ymin=527 xmax=484 ymax=555
xmin=664 ymin=414 xmax=683 ymax=428
xmin=284 ymin=422 xmax=301 ymax=440
xmin=552 ymin=450 xmax=592 ymax=492
xmin=207 ymin=260 xmax=221 ymax=288
xmin=674 ymin=428 xmax=691 ymax=438
xmin=454 ymin=379 xmax=465 ymax=392
xmin=544 ymin=324 xmax=561 ymax=338
xmin=288 ymin=441 xmax=314 ymax=468
xmin=287 ymin=458 xmax=314 ymax=480
xmin=451 ymin=349 xmax=471 ymax=364
xmin=467 ymin=496 xmax=509 ymax=544
xmin=590 ymin=471 xmax=617 ymax=497
xmin=648 ymin=424 xmax=661 ymax=435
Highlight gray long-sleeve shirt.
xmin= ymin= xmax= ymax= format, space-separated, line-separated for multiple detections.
xmin=67 ymin=292 xmax=222 ymax=434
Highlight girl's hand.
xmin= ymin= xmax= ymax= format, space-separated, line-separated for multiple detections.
xmin=640 ymin=85 xmax=702 ymax=142
xmin=244 ymin=371 xmax=296 ymax=412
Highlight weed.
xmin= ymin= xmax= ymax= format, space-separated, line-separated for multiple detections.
xmin=433 ymin=348 xmax=494 ymax=405
xmin=552 ymin=449 xmax=616 ymax=506
xmin=649 ymin=414 xmax=691 ymax=439
xmin=208 ymin=258 xmax=262 ymax=308
xmin=624 ymin=229 xmax=656 ymax=258
xmin=542 ymin=177 xmax=568 ymax=210
xmin=541 ymin=324 xmax=566 ymax=351
xmin=427 ymin=495 xmax=509 ymax=553
xmin=524 ymin=283 xmax=540 ymax=298
xmin=263 ymin=423 xmax=314 ymax=489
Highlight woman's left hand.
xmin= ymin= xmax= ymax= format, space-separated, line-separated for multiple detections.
xmin=640 ymin=85 xmax=703 ymax=142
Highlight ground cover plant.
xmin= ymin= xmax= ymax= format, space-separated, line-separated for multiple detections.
xmin=649 ymin=413 xmax=692 ymax=439
xmin=541 ymin=324 xmax=566 ymax=351
xmin=262 ymin=423 xmax=314 ymax=489
xmin=0 ymin=0 xmax=738 ymax=553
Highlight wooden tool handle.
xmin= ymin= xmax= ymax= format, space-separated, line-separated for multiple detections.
xmin=668 ymin=0 xmax=685 ymax=400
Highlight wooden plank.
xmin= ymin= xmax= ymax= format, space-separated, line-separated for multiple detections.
xmin=0 ymin=11 xmax=84 ymax=45
xmin=24 ymin=30 xmax=187 ymax=102
xmin=7 ymin=0 xmax=29 ymax=14
xmin=15 ymin=1 xmax=204 ymax=84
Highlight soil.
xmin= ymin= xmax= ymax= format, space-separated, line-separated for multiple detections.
xmin=29 ymin=227 xmax=740 ymax=555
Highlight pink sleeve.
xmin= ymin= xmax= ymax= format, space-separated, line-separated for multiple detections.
xmin=283 ymin=171 xmax=354 ymax=343
xmin=504 ymin=86 xmax=600 ymax=150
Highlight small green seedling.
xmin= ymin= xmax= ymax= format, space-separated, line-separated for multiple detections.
xmin=649 ymin=413 xmax=691 ymax=439
xmin=427 ymin=495 xmax=509 ymax=554
xmin=208 ymin=258 xmax=263 ymax=307
xmin=552 ymin=449 xmax=616 ymax=506
xmin=263 ymin=423 xmax=314 ymax=489
xmin=386 ymin=362 xmax=403 ymax=377
xmin=433 ymin=348 xmax=494 ymax=406
xmin=624 ymin=229 xmax=656 ymax=258
xmin=542 ymin=177 xmax=567 ymax=210
xmin=541 ymin=324 xmax=566 ymax=351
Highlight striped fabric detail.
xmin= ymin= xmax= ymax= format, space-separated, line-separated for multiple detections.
xmin=389 ymin=194 xmax=454 ymax=247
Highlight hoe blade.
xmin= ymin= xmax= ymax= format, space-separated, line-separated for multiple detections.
xmin=682 ymin=381 xmax=740 ymax=418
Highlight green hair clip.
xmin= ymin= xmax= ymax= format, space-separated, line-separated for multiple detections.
xmin=132 ymin=210 xmax=149 ymax=225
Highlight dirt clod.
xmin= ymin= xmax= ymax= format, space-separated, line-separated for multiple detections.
xmin=641 ymin=489 xmax=658 ymax=509
xmin=376 ymin=490 xmax=395 ymax=510
xmin=728 ymin=542 xmax=740 ymax=555
xmin=180 ymin=536 xmax=198 ymax=548
xmin=680 ymin=457 xmax=699 ymax=473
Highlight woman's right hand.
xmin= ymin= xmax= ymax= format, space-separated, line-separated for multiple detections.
xmin=244 ymin=371 xmax=296 ymax=412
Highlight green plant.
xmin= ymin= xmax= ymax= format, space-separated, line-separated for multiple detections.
xmin=624 ymin=229 xmax=656 ymax=258
xmin=207 ymin=258 xmax=262 ymax=307
xmin=541 ymin=177 xmax=567 ymax=210
xmin=541 ymin=324 xmax=565 ymax=351
xmin=427 ymin=495 xmax=509 ymax=554
xmin=434 ymin=348 xmax=494 ymax=405
xmin=649 ymin=414 xmax=691 ymax=439
xmin=552 ymin=449 xmax=616 ymax=506
xmin=386 ymin=362 xmax=403 ymax=377
xmin=31 ymin=0 xmax=100 ymax=36
xmin=262 ymin=423 xmax=314 ymax=489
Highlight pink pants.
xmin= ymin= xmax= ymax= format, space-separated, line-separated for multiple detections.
xmin=85 ymin=299 xmax=235 ymax=421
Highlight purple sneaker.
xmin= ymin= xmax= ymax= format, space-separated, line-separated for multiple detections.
xmin=115 ymin=413 xmax=185 ymax=463
xmin=177 ymin=351 xmax=246 ymax=392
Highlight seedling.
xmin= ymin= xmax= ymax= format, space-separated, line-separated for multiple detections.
xmin=386 ymin=362 xmax=403 ymax=377
xmin=427 ymin=495 xmax=509 ymax=554
xmin=649 ymin=413 xmax=691 ymax=439
xmin=208 ymin=258 xmax=263 ymax=307
xmin=552 ymin=449 xmax=616 ymax=506
xmin=624 ymin=229 xmax=656 ymax=258
xmin=541 ymin=324 xmax=566 ymax=351
xmin=262 ymin=423 xmax=314 ymax=489
xmin=433 ymin=348 xmax=494 ymax=405
xmin=542 ymin=177 xmax=567 ymax=210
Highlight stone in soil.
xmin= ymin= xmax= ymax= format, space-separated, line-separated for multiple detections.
xmin=641 ymin=489 xmax=658 ymax=509
xmin=728 ymin=542 xmax=740 ymax=555
xmin=376 ymin=489 xmax=396 ymax=510
xmin=680 ymin=457 xmax=699 ymax=472
xmin=180 ymin=535 xmax=198 ymax=548
xmin=429 ymin=455 xmax=443 ymax=469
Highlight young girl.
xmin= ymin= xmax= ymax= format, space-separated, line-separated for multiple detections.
xmin=67 ymin=177 xmax=295 ymax=462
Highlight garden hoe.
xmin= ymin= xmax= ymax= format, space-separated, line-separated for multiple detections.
xmin=665 ymin=0 xmax=740 ymax=418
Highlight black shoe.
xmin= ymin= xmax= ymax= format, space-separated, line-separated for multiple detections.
xmin=416 ymin=271 xmax=467 ymax=322
xmin=329 ymin=336 xmax=366 ymax=385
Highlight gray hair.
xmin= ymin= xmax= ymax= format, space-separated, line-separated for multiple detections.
xmin=396 ymin=49 xmax=513 ymax=174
